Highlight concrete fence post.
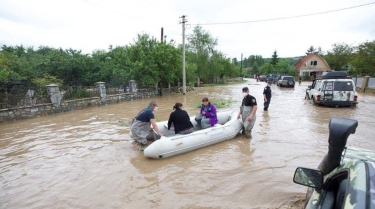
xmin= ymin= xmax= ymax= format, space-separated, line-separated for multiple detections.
xmin=128 ymin=80 xmax=137 ymax=93
xmin=95 ymin=82 xmax=106 ymax=102
xmin=47 ymin=84 xmax=62 ymax=106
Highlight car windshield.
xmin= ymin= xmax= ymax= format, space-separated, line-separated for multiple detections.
xmin=334 ymin=81 xmax=354 ymax=91
xmin=283 ymin=77 xmax=294 ymax=81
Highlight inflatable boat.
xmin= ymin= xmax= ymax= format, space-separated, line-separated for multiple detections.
xmin=143 ymin=111 xmax=243 ymax=159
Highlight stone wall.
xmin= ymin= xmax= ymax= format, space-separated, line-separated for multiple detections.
xmin=356 ymin=76 xmax=375 ymax=94
xmin=0 ymin=91 xmax=158 ymax=123
xmin=356 ymin=87 xmax=375 ymax=94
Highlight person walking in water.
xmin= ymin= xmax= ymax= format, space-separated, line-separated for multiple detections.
xmin=238 ymin=87 xmax=258 ymax=138
xmin=263 ymin=81 xmax=272 ymax=111
xmin=130 ymin=101 xmax=163 ymax=151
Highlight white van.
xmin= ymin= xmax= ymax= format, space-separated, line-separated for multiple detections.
xmin=305 ymin=72 xmax=358 ymax=107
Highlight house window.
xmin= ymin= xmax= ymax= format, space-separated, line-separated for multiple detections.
xmin=310 ymin=60 xmax=317 ymax=66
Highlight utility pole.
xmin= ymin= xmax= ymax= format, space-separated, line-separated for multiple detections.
xmin=180 ymin=15 xmax=187 ymax=95
xmin=240 ymin=53 xmax=243 ymax=77
xmin=159 ymin=27 xmax=163 ymax=96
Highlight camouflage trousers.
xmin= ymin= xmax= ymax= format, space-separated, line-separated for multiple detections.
xmin=130 ymin=120 xmax=150 ymax=145
xmin=240 ymin=106 xmax=256 ymax=137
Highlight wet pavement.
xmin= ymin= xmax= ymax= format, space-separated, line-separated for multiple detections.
xmin=1 ymin=78 xmax=374 ymax=208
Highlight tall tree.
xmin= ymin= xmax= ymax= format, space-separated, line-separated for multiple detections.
xmin=252 ymin=62 xmax=259 ymax=75
xmin=125 ymin=34 xmax=160 ymax=87
xmin=260 ymin=63 xmax=274 ymax=75
xmin=324 ymin=43 xmax=354 ymax=71
xmin=351 ymin=40 xmax=375 ymax=76
xmin=247 ymin=55 xmax=264 ymax=67
xmin=306 ymin=46 xmax=316 ymax=55
xmin=187 ymin=25 xmax=217 ymax=84
xmin=270 ymin=50 xmax=279 ymax=66
xmin=306 ymin=45 xmax=323 ymax=55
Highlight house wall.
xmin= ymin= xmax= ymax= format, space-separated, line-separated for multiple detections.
xmin=297 ymin=54 xmax=330 ymax=76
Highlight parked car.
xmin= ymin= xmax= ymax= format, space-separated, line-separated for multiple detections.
xmin=305 ymin=71 xmax=358 ymax=107
xmin=293 ymin=117 xmax=375 ymax=209
xmin=265 ymin=74 xmax=284 ymax=84
xmin=258 ymin=75 xmax=266 ymax=82
xmin=277 ymin=76 xmax=295 ymax=87
xmin=274 ymin=74 xmax=287 ymax=83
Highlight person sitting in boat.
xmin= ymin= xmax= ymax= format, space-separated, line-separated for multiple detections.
xmin=237 ymin=87 xmax=257 ymax=138
xmin=167 ymin=102 xmax=194 ymax=135
xmin=198 ymin=97 xmax=218 ymax=129
xmin=130 ymin=101 xmax=163 ymax=151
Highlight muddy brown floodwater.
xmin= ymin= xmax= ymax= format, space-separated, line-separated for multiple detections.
xmin=1 ymin=79 xmax=375 ymax=209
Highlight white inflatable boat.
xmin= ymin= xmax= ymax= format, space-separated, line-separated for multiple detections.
xmin=143 ymin=111 xmax=243 ymax=159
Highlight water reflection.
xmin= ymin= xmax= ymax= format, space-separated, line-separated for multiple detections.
xmin=258 ymin=111 xmax=270 ymax=135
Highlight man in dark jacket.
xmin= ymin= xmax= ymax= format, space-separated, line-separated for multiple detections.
xmin=263 ymin=81 xmax=272 ymax=111
xmin=238 ymin=87 xmax=258 ymax=138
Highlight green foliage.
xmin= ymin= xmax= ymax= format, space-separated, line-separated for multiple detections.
xmin=32 ymin=73 xmax=63 ymax=87
xmin=305 ymin=46 xmax=323 ymax=56
xmin=306 ymin=46 xmax=316 ymax=55
xmin=184 ymin=26 xmax=239 ymax=85
xmin=2 ymin=30 xmax=373 ymax=89
xmin=351 ymin=40 xmax=375 ymax=76
xmin=252 ymin=62 xmax=259 ymax=74
xmin=0 ymin=68 xmax=10 ymax=82
xmin=270 ymin=50 xmax=279 ymax=66
xmin=323 ymin=41 xmax=375 ymax=76
xmin=242 ymin=55 xmax=264 ymax=69
xmin=193 ymin=97 xmax=236 ymax=109
xmin=211 ymin=97 xmax=236 ymax=108
xmin=324 ymin=43 xmax=354 ymax=71
xmin=275 ymin=59 xmax=293 ymax=74
xmin=64 ymin=86 xmax=92 ymax=99
xmin=260 ymin=63 xmax=274 ymax=75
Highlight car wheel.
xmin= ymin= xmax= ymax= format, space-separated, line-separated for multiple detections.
xmin=312 ymin=96 xmax=317 ymax=105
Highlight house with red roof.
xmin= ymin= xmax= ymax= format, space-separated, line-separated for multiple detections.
xmin=295 ymin=52 xmax=331 ymax=78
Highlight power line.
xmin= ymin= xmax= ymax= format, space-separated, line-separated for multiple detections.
xmin=191 ymin=2 xmax=375 ymax=26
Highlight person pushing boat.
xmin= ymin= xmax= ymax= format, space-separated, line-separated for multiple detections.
xmin=130 ymin=101 xmax=163 ymax=151
xmin=238 ymin=87 xmax=257 ymax=138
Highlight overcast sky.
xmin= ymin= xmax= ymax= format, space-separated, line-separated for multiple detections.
xmin=1 ymin=0 xmax=374 ymax=59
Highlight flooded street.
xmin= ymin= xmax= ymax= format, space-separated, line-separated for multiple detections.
xmin=1 ymin=78 xmax=375 ymax=209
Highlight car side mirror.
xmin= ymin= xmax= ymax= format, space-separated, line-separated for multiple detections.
xmin=293 ymin=167 xmax=323 ymax=190
xmin=307 ymin=85 xmax=312 ymax=89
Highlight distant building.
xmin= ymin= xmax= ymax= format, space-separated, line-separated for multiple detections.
xmin=295 ymin=53 xmax=331 ymax=77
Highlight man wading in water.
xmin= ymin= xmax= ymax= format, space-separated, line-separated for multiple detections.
xmin=130 ymin=101 xmax=163 ymax=151
xmin=238 ymin=87 xmax=258 ymax=138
